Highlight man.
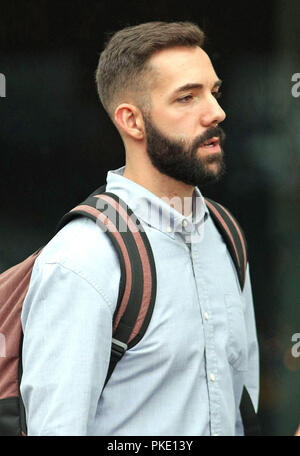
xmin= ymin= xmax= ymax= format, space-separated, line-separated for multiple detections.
xmin=21 ymin=21 xmax=259 ymax=436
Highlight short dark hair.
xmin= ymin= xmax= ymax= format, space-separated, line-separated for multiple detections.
xmin=95 ymin=21 xmax=205 ymax=118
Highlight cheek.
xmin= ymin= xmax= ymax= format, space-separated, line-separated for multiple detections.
xmin=152 ymin=107 xmax=198 ymax=139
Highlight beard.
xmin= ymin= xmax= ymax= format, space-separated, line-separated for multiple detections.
xmin=143 ymin=113 xmax=226 ymax=188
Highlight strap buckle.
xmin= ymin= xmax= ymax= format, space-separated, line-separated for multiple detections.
xmin=111 ymin=338 xmax=128 ymax=360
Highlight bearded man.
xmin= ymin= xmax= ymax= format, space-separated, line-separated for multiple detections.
xmin=20 ymin=21 xmax=260 ymax=436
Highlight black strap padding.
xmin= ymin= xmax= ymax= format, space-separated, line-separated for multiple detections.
xmin=103 ymin=192 xmax=156 ymax=349
xmin=103 ymin=341 xmax=126 ymax=388
xmin=205 ymin=198 xmax=248 ymax=290
xmin=240 ymin=386 xmax=261 ymax=436
xmin=18 ymin=335 xmax=27 ymax=436
xmin=0 ymin=397 xmax=22 ymax=436
xmin=129 ymin=226 xmax=157 ymax=348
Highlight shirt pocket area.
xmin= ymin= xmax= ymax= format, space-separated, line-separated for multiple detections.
xmin=224 ymin=293 xmax=248 ymax=372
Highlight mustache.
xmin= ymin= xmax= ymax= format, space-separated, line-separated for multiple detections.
xmin=193 ymin=126 xmax=226 ymax=149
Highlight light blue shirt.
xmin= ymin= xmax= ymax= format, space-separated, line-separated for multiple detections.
xmin=21 ymin=166 xmax=259 ymax=436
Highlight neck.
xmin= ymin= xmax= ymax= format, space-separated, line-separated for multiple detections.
xmin=123 ymin=154 xmax=195 ymax=216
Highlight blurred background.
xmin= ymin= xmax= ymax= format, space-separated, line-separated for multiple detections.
xmin=0 ymin=0 xmax=299 ymax=436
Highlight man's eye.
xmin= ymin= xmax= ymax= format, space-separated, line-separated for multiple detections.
xmin=212 ymin=91 xmax=222 ymax=99
xmin=177 ymin=94 xmax=193 ymax=103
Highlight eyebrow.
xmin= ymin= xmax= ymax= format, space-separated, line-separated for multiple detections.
xmin=172 ymin=79 xmax=223 ymax=95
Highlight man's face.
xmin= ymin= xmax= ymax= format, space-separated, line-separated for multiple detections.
xmin=142 ymin=46 xmax=227 ymax=187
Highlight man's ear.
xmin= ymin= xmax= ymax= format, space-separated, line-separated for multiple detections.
xmin=114 ymin=103 xmax=145 ymax=140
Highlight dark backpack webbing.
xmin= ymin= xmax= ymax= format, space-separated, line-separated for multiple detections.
xmin=240 ymin=386 xmax=261 ymax=436
xmin=204 ymin=198 xmax=248 ymax=291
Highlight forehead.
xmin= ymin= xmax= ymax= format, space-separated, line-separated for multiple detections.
xmin=148 ymin=46 xmax=219 ymax=94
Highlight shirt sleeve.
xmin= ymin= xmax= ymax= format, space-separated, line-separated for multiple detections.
xmin=235 ymin=262 xmax=260 ymax=435
xmin=20 ymin=259 xmax=113 ymax=436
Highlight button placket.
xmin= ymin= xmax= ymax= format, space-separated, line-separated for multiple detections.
xmin=191 ymin=242 xmax=221 ymax=436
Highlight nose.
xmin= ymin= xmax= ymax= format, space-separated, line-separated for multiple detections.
xmin=201 ymin=95 xmax=226 ymax=127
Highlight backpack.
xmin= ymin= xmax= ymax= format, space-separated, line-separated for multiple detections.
xmin=0 ymin=184 xmax=259 ymax=436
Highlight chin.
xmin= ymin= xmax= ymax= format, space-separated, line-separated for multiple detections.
xmin=207 ymin=162 xmax=222 ymax=175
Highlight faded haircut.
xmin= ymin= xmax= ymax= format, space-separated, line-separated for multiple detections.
xmin=95 ymin=21 xmax=205 ymax=119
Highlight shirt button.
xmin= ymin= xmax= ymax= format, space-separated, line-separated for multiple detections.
xmin=182 ymin=219 xmax=188 ymax=227
xmin=204 ymin=312 xmax=209 ymax=320
xmin=167 ymin=226 xmax=173 ymax=233
xmin=210 ymin=373 xmax=216 ymax=382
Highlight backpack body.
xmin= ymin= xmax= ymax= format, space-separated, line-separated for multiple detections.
xmin=0 ymin=250 xmax=41 ymax=435
xmin=0 ymin=185 xmax=258 ymax=436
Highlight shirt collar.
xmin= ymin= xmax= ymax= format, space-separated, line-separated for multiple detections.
xmin=105 ymin=166 xmax=209 ymax=239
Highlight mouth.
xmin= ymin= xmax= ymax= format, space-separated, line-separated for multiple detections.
xmin=198 ymin=137 xmax=221 ymax=153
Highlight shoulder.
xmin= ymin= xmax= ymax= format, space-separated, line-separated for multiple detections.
xmin=33 ymin=216 xmax=121 ymax=308
xmin=38 ymin=216 xmax=119 ymax=265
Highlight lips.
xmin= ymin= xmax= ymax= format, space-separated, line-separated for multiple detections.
xmin=201 ymin=136 xmax=220 ymax=147
xmin=198 ymin=136 xmax=221 ymax=153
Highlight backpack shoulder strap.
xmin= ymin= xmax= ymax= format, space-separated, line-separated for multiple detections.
xmin=204 ymin=198 xmax=248 ymax=291
xmin=56 ymin=185 xmax=157 ymax=386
